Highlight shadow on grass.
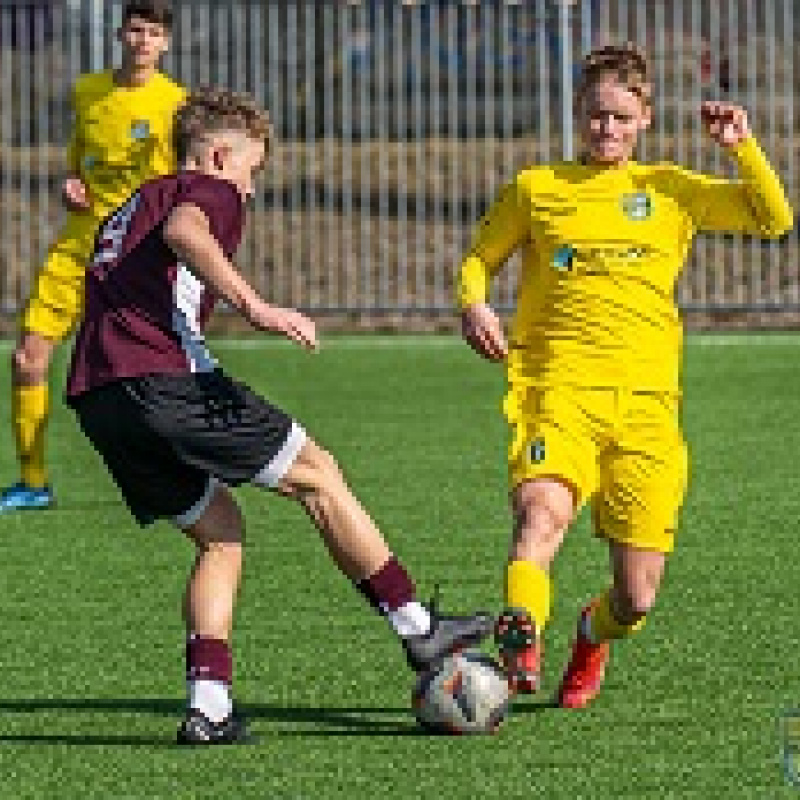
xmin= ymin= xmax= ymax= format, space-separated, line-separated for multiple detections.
xmin=48 ymin=500 xmax=123 ymax=512
xmin=0 ymin=698 xmax=421 ymax=741
xmin=511 ymin=699 xmax=560 ymax=714
xmin=0 ymin=696 xmax=562 ymax=743
xmin=0 ymin=733 xmax=169 ymax=746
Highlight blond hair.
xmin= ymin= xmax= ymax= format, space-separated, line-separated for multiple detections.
xmin=175 ymin=87 xmax=272 ymax=163
xmin=577 ymin=42 xmax=652 ymax=105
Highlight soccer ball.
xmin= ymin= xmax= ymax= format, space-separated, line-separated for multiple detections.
xmin=412 ymin=651 xmax=511 ymax=735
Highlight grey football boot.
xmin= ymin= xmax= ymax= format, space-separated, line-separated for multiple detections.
xmin=402 ymin=593 xmax=494 ymax=672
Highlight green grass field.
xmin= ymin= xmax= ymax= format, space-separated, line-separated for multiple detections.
xmin=1 ymin=334 xmax=799 ymax=799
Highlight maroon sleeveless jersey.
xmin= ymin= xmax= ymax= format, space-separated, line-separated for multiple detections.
xmin=66 ymin=172 xmax=244 ymax=398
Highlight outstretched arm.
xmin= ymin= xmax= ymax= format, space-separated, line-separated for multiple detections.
xmin=676 ymin=102 xmax=794 ymax=238
xmin=163 ymin=202 xmax=317 ymax=350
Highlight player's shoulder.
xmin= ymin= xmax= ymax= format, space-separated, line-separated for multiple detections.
xmin=172 ymin=173 xmax=243 ymax=229
xmin=154 ymin=71 xmax=188 ymax=104
xmin=636 ymin=160 xmax=699 ymax=180
xmin=635 ymin=161 xmax=708 ymax=199
xmin=72 ymin=69 xmax=113 ymax=100
xmin=172 ymin=173 xmax=244 ymax=246
xmin=136 ymin=172 xmax=235 ymax=207
xmin=176 ymin=171 xmax=239 ymax=200
xmin=512 ymin=162 xmax=580 ymax=195
xmin=116 ymin=174 xmax=236 ymax=240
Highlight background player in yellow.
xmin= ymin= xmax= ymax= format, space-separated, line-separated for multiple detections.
xmin=1 ymin=0 xmax=185 ymax=512
xmin=457 ymin=43 xmax=793 ymax=706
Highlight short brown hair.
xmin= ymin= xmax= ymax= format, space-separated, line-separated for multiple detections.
xmin=123 ymin=1 xmax=173 ymax=29
xmin=578 ymin=42 xmax=651 ymax=105
xmin=175 ymin=87 xmax=273 ymax=163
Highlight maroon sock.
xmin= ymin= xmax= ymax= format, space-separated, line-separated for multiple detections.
xmin=186 ymin=634 xmax=233 ymax=684
xmin=357 ymin=556 xmax=416 ymax=613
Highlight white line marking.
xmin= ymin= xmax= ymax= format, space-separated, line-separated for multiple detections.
xmin=209 ymin=334 xmax=800 ymax=349
xmin=687 ymin=334 xmax=800 ymax=346
xmin=2 ymin=333 xmax=800 ymax=354
xmin=210 ymin=335 xmax=465 ymax=349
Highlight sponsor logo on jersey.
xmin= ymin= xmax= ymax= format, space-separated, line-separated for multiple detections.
xmin=581 ymin=245 xmax=651 ymax=261
xmin=551 ymin=245 xmax=574 ymax=272
xmin=528 ymin=438 xmax=546 ymax=464
xmin=621 ymin=192 xmax=653 ymax=221
xmin=130 ymin=120 xmax=151 ymax=140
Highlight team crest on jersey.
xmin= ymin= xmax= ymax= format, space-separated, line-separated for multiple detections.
xmin=551 ymin=245 xmax=574 ymax=273
xmin=82 ymin=154 xmax=96 ymax=170
xmin=130 ymin=120 xmax=151 ymax=140
xmin=528 ymin=438 xmax=546 ymax=464
xmin=621 ymin=192 xmax=653 ymax=221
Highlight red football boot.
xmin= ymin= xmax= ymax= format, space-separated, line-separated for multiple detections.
xmin=556 ymin=603 xmax=611 ymax=709
xmin=495 ymin=607 xmax=542 ymax=694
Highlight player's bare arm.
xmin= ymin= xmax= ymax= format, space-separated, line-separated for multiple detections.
xmin=461 ymin=302 xmax=508 ymax=362
xmin=162 ymin=202 xmax=317 ymax=350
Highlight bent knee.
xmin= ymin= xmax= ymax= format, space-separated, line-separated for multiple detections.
xmin=283 ymin=439 xmax=343 ymax=494
xmin=615 ymin=580 xmax=659 ymax=620
xmin=305 ymin=441 xmax=340 ymax=478
xmin=181 ymin=485 xmax=245 ymax=546
xmin=514 ymin=480 xmax=575 ymax=538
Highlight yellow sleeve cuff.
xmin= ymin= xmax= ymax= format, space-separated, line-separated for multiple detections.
xmin=729 ymin=135 xmax=762 ymax=171
xmin=457 ymin=254 xmax=491 ymax=309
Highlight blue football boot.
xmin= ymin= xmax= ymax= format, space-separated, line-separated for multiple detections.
xmin=0 ymin=482 xmax=55 ymax=512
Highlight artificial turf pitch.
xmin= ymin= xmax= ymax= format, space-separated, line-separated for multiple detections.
xmin=0 ymin=333 xmax=799 ymax=799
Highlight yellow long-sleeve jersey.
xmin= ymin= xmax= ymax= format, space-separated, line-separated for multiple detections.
xmin=66 ymin=69 xmax=186 ymax=227
xmin=458 ymin=138 xmax=794 ymax=391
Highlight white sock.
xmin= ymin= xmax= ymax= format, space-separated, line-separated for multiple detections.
xmin=387 ymin=601 xmax=432 ymax=638
xmin=189 ymin=679 xmax=232 ymax=724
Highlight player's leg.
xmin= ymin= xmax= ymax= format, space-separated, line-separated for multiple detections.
xmin=557 ymin=390 xmax=688 ymax=708
xmin=69 ymin=377 xmax=249 ymax=744
xmin=496 ymin=478 xmax=575 ymax=692
xmin=558 ymin=543 xmax=665 ymax=709
xmin=269 ymin=436 xmax=494 ymax=671
xmin=1 ymin=249 xmax=84 ymax=511
xmin=1 ymin=333 xmax=58 ymax=511
xmin=10 ymin=331 xmax=56 ymax=487
xmin=176 ymin=482 xmax=249 ymax=744
xmin=496 ymin=384 xmax=600 ymax=692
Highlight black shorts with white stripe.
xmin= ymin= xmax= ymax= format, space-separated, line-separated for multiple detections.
xmin=69 ymin=370 xmax=305 ymax=526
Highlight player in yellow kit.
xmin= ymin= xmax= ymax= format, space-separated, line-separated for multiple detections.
xmin=1 ymin=1 xmax=185 ymax=511
xmin=457 ymin=43 xmax=793 ymax=706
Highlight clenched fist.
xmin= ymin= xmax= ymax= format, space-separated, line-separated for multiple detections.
xmin=701 ymin=101 xmax=751 ymax=148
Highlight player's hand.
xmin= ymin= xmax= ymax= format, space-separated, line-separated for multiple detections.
xmin=62 ymin=176 xmax=91 ymax=211
xmin=251 ymin=303 xmax=318 ymax=350
xmin=461 ymin=303 xmax=508 ymax=362
xmin=701 ymin=101 xmax=751 ymax=148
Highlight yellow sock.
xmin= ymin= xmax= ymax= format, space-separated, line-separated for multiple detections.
xmin=587 ymin=591 xmax=645 ymax=644
xmin=504 ymin=560 xmax=552 ymax=633
xmin=13 ymin=383 xmax=49 ymax=488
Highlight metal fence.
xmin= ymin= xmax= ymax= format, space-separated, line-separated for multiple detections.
xmin=0 ymin=0 xmax=797 ymax=322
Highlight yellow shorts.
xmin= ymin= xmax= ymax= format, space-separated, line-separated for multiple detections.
xmin=22 ymin=215 xmax=98 ymax=342
xmin=505 ymin=384 xmax=689 ymax=554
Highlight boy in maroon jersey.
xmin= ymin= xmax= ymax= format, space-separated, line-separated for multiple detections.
xmin=66 ymin=89 xmax=491 ymax=745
